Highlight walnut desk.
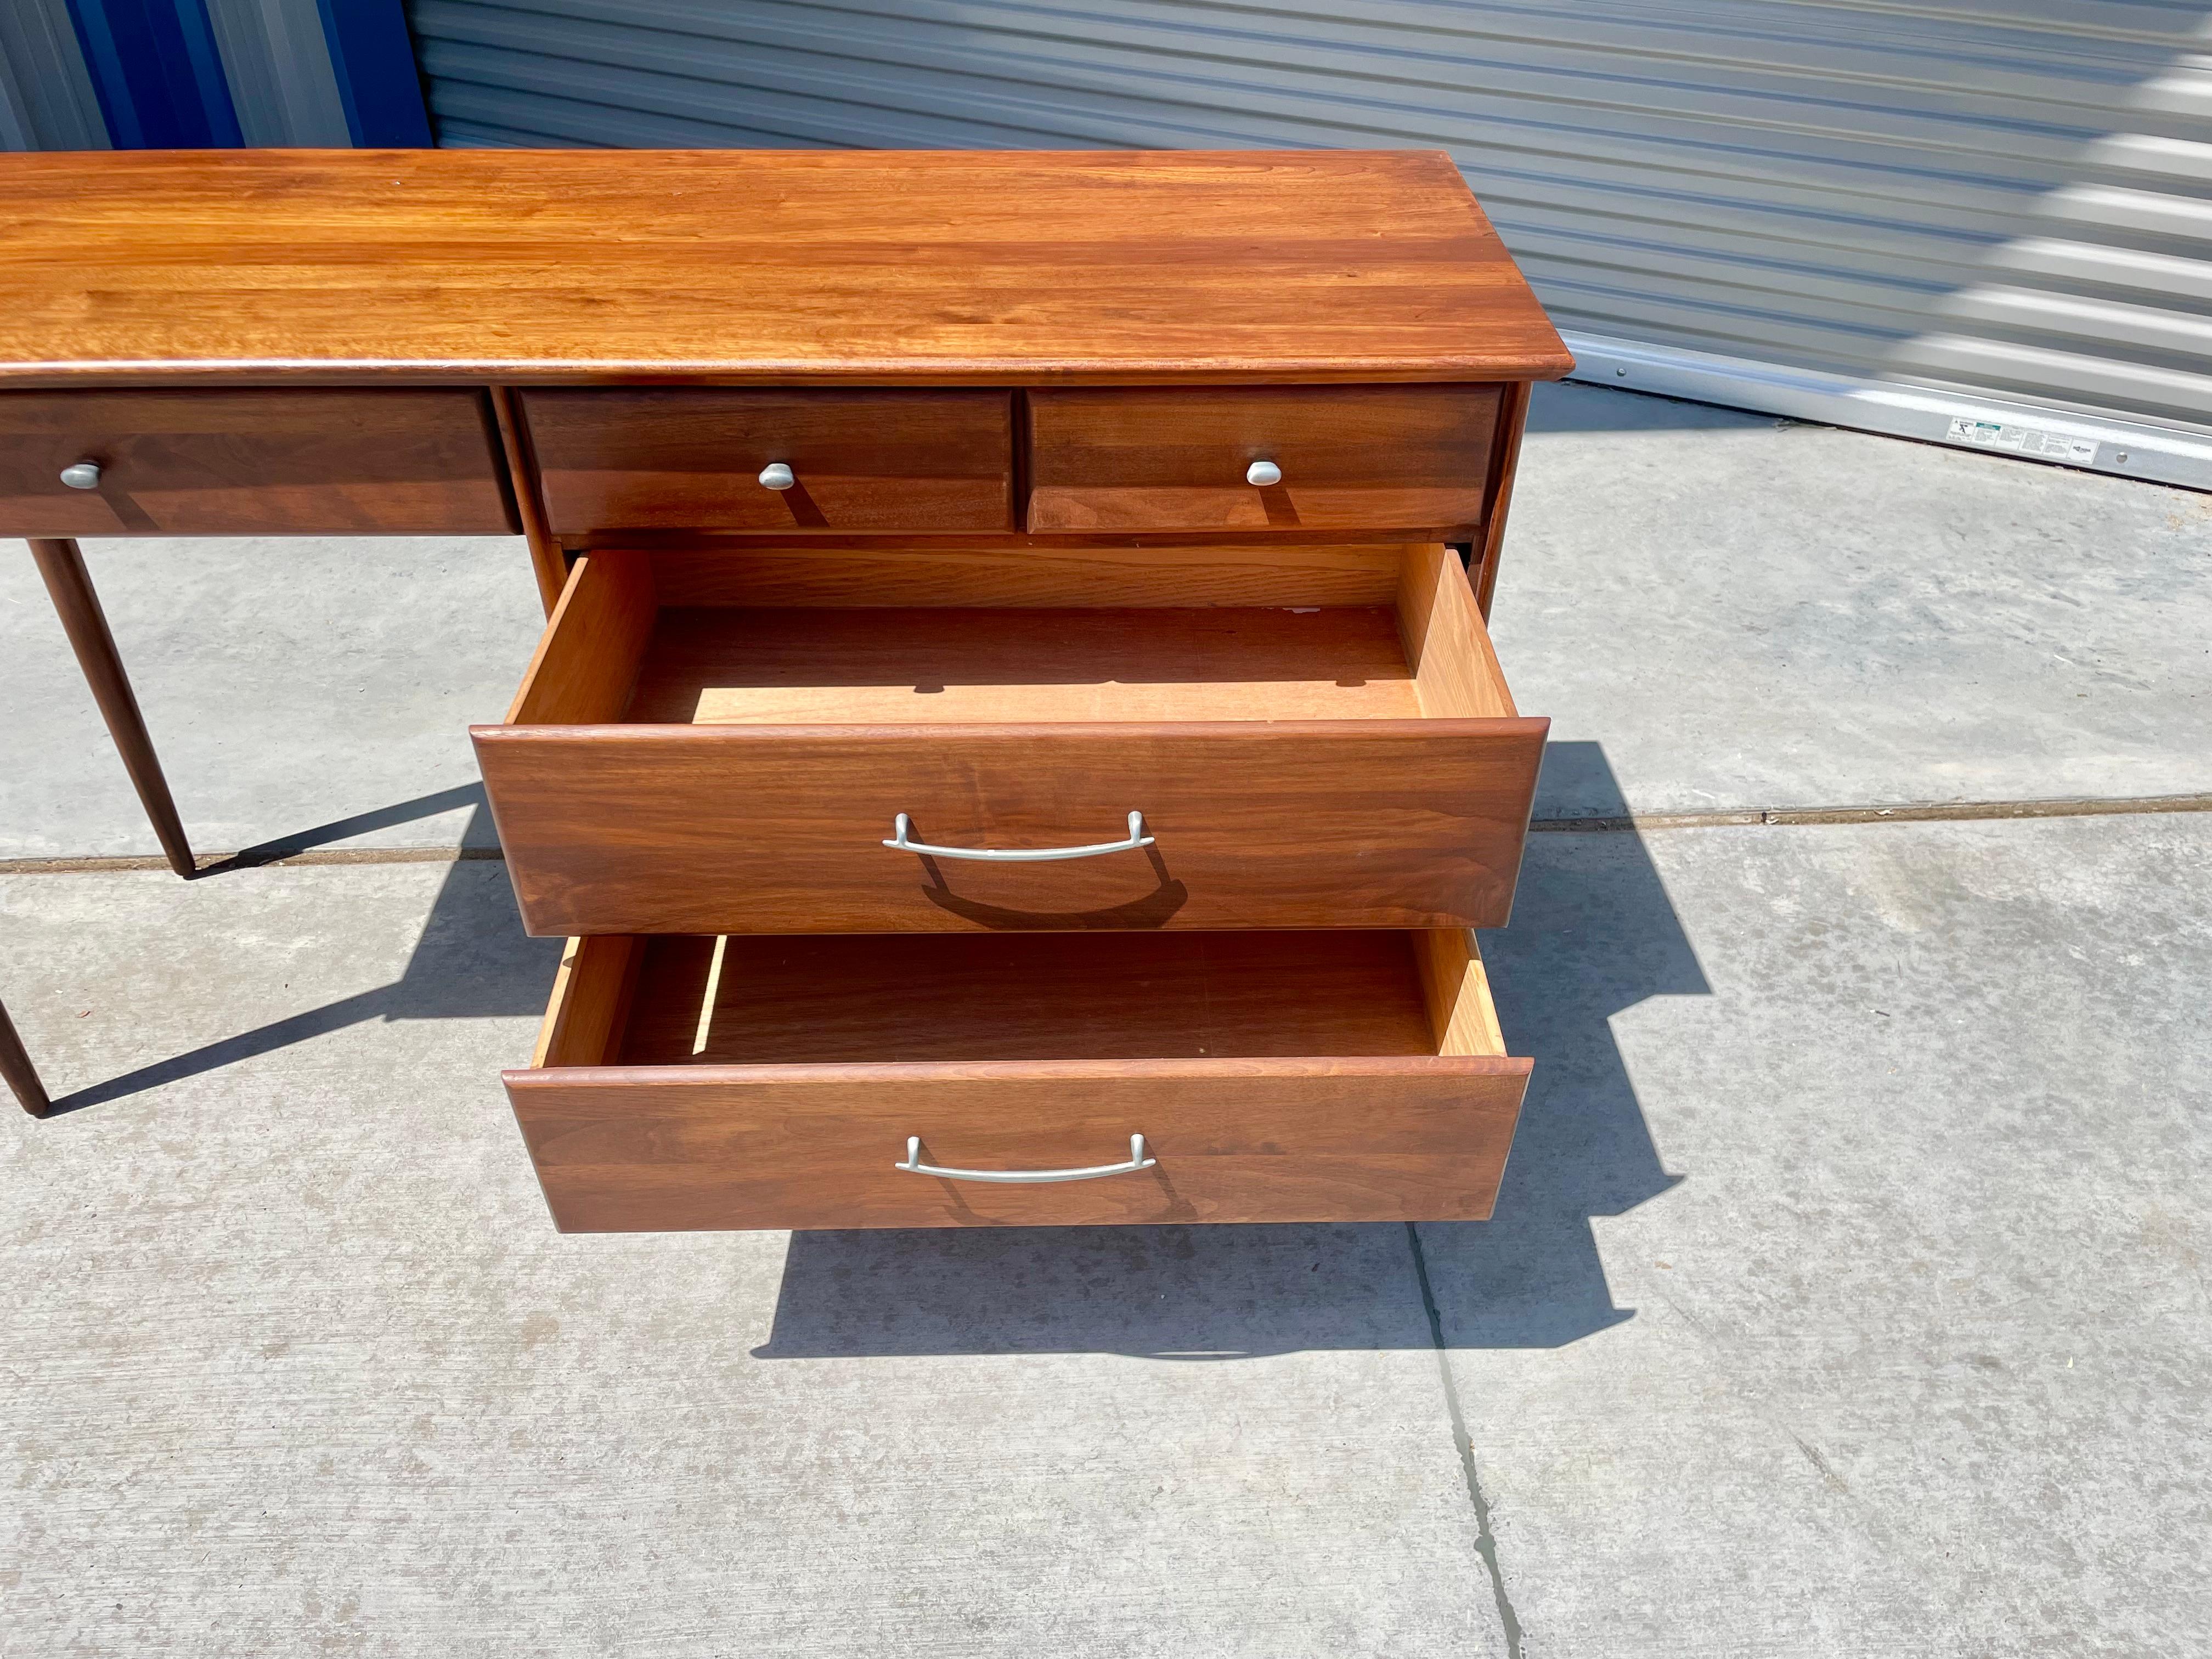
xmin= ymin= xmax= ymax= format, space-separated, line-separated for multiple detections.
xmin=0 ymin=147 xmax=1571 ymax=1234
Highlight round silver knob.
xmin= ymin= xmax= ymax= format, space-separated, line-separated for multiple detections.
xmin=758 ymin=462 xmax=795 ymax=491
xmin=1245 ymin=459 xmax=1282 ymax=487
xmin=59 ymin=461 xmax=102 ymax=490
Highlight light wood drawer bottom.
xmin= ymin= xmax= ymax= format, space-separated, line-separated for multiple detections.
xmin=506 ymin=929 xmax=1530 ymax=1232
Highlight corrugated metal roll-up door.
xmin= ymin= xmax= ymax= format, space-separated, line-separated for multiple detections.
xmin=406 ymin=0 xmax=2212 ymax=487
xmin=1 ymin=0 xmax=428 ymax=153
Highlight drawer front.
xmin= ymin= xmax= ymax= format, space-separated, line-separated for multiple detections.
xmin=473 ymin=719 xmax=1549 ymax=936
xmin=506 ymin=1057 xmax=1531 ymax=1231
xmin=522 ymin=389 xmax=1014 ymax=533
xmin=0 ymin=390 xmax=515 ymax=535
xmin=1026 ymin=386 xmax=1502 ymax=533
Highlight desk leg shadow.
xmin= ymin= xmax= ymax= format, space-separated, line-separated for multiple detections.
xmin=33 ymin=803 xmax=558 ymax=1116
xmin=193 ymin=782 xmax=496 ymax=874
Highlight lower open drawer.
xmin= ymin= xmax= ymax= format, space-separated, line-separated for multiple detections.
xmin=506 ymin=928 xmax=1531 ymax=1232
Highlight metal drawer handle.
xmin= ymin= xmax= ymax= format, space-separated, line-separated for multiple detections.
xmin=758 ymin=462 xmax=795 ymax=490
xmin=1245 ymin=458 xmax=1282 ymax=486
xmin=59 ymin=461 xmax=101 ymax=489
xmin=883 ymin=809 xmax=1154 ymax=862
xmin=898 ymin=1133 xmax=1155 ymax=1184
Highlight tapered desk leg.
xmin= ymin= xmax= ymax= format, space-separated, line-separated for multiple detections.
xmin=29 ymin=539 xmax=197 ymax=879
xmin=1 ymin=994 xmax=50 ymax=1118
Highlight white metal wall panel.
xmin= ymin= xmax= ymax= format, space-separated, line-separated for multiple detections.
xmin=405 ymin=0 xmax=2212 ymax=477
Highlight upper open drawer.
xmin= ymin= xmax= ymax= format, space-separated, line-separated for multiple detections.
xmin=472 ymin=540 xmax=1547 ymax=937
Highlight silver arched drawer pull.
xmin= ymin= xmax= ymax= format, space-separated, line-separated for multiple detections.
xmin=883 ymin=809 xmax=1153 ymax=862
xmin=1245 ymin=458 xmax=1282 ymax=487
xmin=897 ymin=1133 xmax=1155 ymax=1184
xmin=758 ymin=462 xmax=795 ymax=490
xmin=59 ymin=461 xmax=102 ymax=490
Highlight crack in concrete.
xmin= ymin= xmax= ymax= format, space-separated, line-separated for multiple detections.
xmin=1790 ymin=1432 xmax=1853 ymax=1498
xmin=1405 ymin=1221 xmax=1526 ymax=1659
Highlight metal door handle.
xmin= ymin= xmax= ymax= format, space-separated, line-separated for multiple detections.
xmin=896 ymin=1133 xmax=1155 ymax=1184
xmin=883 ymin=810 xmax=1154 ymax=862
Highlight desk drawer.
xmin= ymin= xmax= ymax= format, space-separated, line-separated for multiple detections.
xmin=1026 ymin=385 xmax=1501 ymax=533
xmin=472 ymin=541 xmax=1547 ymax=936
xmin=0 ymin=390 xmax=515 ymax=535
xmin=507 ymin=929 xmax=1530 ymax=1232
xmin=521 ymin=389 xmax=1014 ymax=533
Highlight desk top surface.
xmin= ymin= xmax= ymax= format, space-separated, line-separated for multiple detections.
xmin=0 ymin=148 xmax=1571 ymax=388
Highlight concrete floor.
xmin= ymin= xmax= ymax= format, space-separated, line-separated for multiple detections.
xmin=4 ymin=384 xmax=2208 ymax=1655
xmin=1500 ymin=387 xmax=2212 ymax=820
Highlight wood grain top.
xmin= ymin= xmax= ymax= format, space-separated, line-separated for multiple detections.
xmin=0 ymin=148 xmax=1572 ymax=387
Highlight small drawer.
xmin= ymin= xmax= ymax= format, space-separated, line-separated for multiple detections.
xmin=507 ymin=927 xmax=1530 ymax=1232
xmin=520 ymin=388 xmax=1014 ymax=533
xmin=1025 ymin=385 xmax=1502 ymax=533
xmin=0 ymin=389 xmax=516 ymax=536
xmin=471 ymin=540 xmax=1548 ymax=936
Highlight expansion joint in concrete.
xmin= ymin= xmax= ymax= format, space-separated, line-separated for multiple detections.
xmin=5 ymin=791 xmax=2210 ymax=876
xmin=0 ymin=846 xmax=507 ymax=875
xmin=1531 ymin=790 xmax=2212 ymax=833
xmin=10 ymin=792 xmax=2209 ymax=876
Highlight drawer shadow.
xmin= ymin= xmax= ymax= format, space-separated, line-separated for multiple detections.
xmin=37 ymin=748 xmax=1701 ymax=1358
xmin=755 ymin=741 xmax=1701 ymax=1355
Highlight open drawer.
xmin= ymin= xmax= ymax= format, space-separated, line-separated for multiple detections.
xmin=472 ymin=541 xmax=1549 ymax=936
xmin=506 ymin=926 xmax=1530 ymax=1231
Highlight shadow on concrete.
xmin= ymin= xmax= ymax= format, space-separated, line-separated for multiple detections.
xmin=1417 ymin=772 xmax=1705 ymax=1347
xmin=41 ymin=805 xmax=557 ymax=1114
xmin=756 ymin=742 xmax=1701 ymax=1356
xmin=193 ymin=782 xmax=498 ymax=874
xmin=1524 ymin=380 xmax=1781 ymax=436
xmin=42 ymin=748 xmax=1702 ymax=1356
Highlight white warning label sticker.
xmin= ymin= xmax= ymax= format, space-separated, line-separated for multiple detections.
xmin=1946 ymin=416 xmax=2100 ymax=465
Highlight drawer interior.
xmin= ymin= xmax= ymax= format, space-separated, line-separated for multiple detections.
xmin=507 ymin=540 xmax=1515 ymax=726
xmin=534 ymin=927 xmax=1508 ymax=1069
